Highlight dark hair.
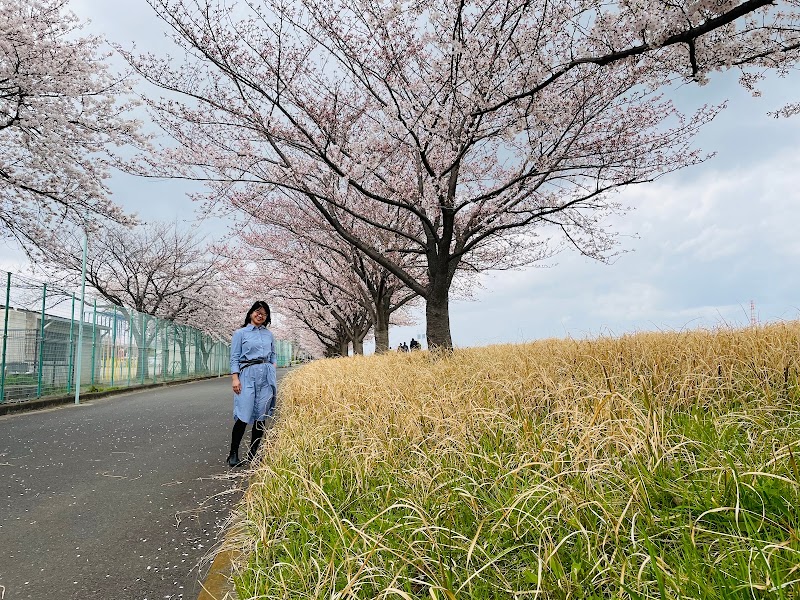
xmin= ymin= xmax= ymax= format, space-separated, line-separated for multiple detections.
xmin=244 ymin=301 xmax=271 ymax=327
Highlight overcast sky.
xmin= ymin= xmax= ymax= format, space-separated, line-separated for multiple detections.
xmin=5 ymin=1 xmax=800 ymax=350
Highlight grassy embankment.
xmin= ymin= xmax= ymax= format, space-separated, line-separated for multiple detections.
xmin=228 ymin=323 xmax=800 ymax=599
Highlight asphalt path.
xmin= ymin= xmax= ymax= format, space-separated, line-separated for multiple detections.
xmin=0 ymin=371 xmax=289 ymax=600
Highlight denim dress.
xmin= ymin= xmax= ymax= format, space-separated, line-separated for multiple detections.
xmin=229 ymin=324 xmax=277 ymax=423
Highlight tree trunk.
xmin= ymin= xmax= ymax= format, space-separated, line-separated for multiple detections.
xmin=194 ymin=331 xmax=204 ymax=373
xmin=425 ymin=278 xmax=452 ymax=349
xmin=424 ymin=204 xmax=456 ymax=350
xmin=353 ymin=337 xmax=364 ymax=355
xmin=339 ymin=338 xmax=350 ymax=357
xmin=178 ymin=342 xmax=187 ymax=376
xmin=373 ymin=297 xmax=390 ymax=353
xmin=198 ymin=335 xmax=211 ymax=373
xmin=162 ymin=330 xmax=170 ymax=380
xmin=132 ymin=326 xmax=150 ymax=380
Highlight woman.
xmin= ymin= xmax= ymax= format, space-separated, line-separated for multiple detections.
xmin=227 ymin=300 xmax=277 ymax=467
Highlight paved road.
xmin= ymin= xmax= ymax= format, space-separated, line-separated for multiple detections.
xmin=0 ymin=372 xmax=288 ymax=600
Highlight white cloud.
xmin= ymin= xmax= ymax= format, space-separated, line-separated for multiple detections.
xmin=673 ymin=223 xmax=746 ymax=261
xmin=0 ymin=242 xmax=29 ymax=274
xmin=448 ymin=150 xmax=800 ymax=346
xmin=591 ymin=283 xmax=665 ymax=320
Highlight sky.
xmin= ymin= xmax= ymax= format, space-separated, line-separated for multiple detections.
xmin=4 ymin=1 xmax=800 ymax=351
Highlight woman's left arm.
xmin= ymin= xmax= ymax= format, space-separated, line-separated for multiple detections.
xmin=269 ymin=332 xmax=277 ymax=367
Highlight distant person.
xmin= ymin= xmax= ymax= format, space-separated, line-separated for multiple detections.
xmin=398 ymin=342 xmax=409 ymax=352
xmin=227 ymin=301 xmax=277 ymax=467
xmin=410 ymin=338 xmax=420 ymax=351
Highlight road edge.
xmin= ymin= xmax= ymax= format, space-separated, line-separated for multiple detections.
xmin=197 ymin=548 xmax=240 ymax=600
xmin=0 ymin=374 xmax=226 ymax=416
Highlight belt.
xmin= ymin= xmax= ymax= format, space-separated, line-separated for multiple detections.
xmin=239 ymin=358 xmax=266 ymax=370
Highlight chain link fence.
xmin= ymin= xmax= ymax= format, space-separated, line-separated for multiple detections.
xmin=0 ymin=271 xmax=235 ymax=405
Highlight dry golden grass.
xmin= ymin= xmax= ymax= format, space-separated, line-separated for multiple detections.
xmin=273 ymin=323 xmax=798 ymax=466
xmin=228 ymin=323 xmax=800 ymax=599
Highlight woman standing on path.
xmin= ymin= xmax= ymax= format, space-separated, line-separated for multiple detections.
xmin=227 ymin=301 xmax=277 ymax=467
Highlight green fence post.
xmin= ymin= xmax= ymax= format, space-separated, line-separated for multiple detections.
xmin=0 ymin=272 xmax=11 ymax=404
xmin=110 ymin=306 xmax=118 ymax=388
xmin=172 ymin=322 xmax=176 ymax=380
xmin=153 ymin=316 xmax=159 ymax=384
xmin=190 ymin=328 xmax=194 ymax=375
xmin=74 ymin=234 xmax=88 ymax=405
xmin=140 ymin=313 xmax=146 ymax=386
xmin=67 ymin=293 xmax=76 ymax=394
xmin=90 ymin=298 xmax=97 ymax=388
xmin=189 ymin=328 xmax=193 ymax=376
xmin=127 ymin=312 xmax=133 ymax=387
xmin=179 ymin=325 xmax=184 ymax=377
xmin=36 ymin=284 xmax=47 ymax=398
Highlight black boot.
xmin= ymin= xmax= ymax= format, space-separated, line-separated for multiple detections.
xmin=227 ymin=419 xmax=247 ymax=467
xmin=249 ymin=420 xmax=266 ymax=461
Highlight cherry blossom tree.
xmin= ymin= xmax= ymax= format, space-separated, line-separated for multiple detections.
xmin=295 ymin=309 xmax=352 ymax=358
xmin=131 ymin=0 xmax=800 ymax=348
xmin=274 ymin=312 xmax=329 ymax=359
xmin=230 ymin=231 xmax=377 ymax=355
xmin=235 ymin=262 xmax=365 ymax=358
xmin=179 ymin=282 xmax=241 ymax=371
xmin=283 ymin=255 xmax=377 ymax=355
xmin=41 ymin=222 xmax=229 ymax=377
xmin=227 ymin=190 xmax=420 ymax=352
xmin=1 ymin=0 xmax=146 ymax=254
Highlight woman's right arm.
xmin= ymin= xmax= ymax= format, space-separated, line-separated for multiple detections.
xmin=230 ymin=329 xmax=243 ymax=394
